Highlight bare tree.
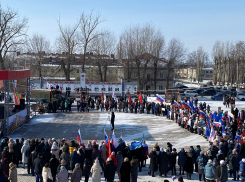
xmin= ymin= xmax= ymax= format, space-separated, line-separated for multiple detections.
xmin=196 ymin=47 xmax=209 ymax=83
xmin=79 ymin=11 xmax=104 ymax=72
xmin=28 ymin=34 xmax=50 ymax=78
xmin=165 ymin=38 xmax=186 ymax=89
xmin=0 ymin=6 xmax=28 ymax=70
xmin=91 ymin=30 xmax=116 ymax=82
xmin=187 ymin=51 xmax=197 ymax=82
xmin=56 ymin=18 xmax=80 ymax=80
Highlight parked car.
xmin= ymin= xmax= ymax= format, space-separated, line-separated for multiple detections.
xmin=228 ymin=88 xmax=237 ymax=97
xmin=180 ymin=93 xmax=190 ymax=100
xmin=199 ymin=89 xmax=216 ymax=96
xmin=184 ymin=90 xmax=198 ymax=97
xmin=193 ymin=88 xmax=204 ymax=94
xmin=211 ymin=94 xmax=227 ymax=101
xmin=237 ymin=92 xmax=245 ymax=101
xmin=200 ymin=84 xmax=208 ymax=88
xmin=174 ymin=84 xmax=188 ymax=89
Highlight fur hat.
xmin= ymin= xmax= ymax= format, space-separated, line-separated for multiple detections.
xmin=208 ymin=159 xmax=212 ymax=163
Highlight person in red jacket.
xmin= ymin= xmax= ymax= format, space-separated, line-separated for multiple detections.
xmin=106 ymin=152 xmax=117 ymax=166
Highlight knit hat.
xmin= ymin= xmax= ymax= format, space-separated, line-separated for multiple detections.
xmin=178 ymin=176 xmax=183 ymax=182
xmin=218 ymin=150 xmax=222 ymax=154
xmin=208 ymin=159 xmax=212 ymax=163
xmin=220 ymin=160 xmax=225 ymax=165
xmin=60 ymin=166 xmax=66 ymax=170
xmin=111 ymin=152 xmax=115 ymax=155
xmin=200 ymin=151 xmax=204 ymax=155
xmin=160 ymin=148 xmax=164 ymax=152
xmin=242 ymin=158 xmax=245 ymax=163
xmin=107 ymin=158 xmax=112 ymax=162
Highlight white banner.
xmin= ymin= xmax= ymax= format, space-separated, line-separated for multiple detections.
xmin=147 ymin=97 xmax=161 ymax=104
xmin=80 ymin=72 xmax=86 ymax=88
xmin=125 ymin=84 xmax=137 ymax=94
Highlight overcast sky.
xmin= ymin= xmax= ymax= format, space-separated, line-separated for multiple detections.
xmin=2 ymin=0 xmax=245 ymax=58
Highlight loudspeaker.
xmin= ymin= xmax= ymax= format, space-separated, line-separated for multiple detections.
xmin=20 ymin=99 xmax=25 ymax=110
xmin=0 ymin=106 xmax=4 ymax=119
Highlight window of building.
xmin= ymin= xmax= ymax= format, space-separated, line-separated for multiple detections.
xmin=51 ymin=69 xmax=54 ymax=73
xmin=91 ymin=69 xmax=93 ymax=73
xmin=116 ymin=70 xmax=118 ymax=74
xmin=159 ymin=85 xmax=163 ymax=90
xmin=44 ymin=69 xmax=47 ymax=73
xmin=109 ymin=70 xmax=112 ymax=74
xmin=206 ymin=71 xmax=208 ymax=73
xmin=159 ymin=72 xmax=164 ymax=78
xmin=77 ymin=69 xmax=79 ymax=73
xmin=134 ymin=72 xmax=137 ymax=77
xmin=147 ymin=74 xmax=151 ymax=81
xmin=210 ymin=71 xmax=212 ymax=73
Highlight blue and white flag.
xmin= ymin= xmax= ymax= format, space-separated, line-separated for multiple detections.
xmin=130 ymin=134 xmax=144 ymax=150
xmin=112 ymin=130 xmax=119 ymax=148
xmin=156 ymin=94 xmax=164 ymax=103
xmin=104 ymin=129 xmax=108 ymax=143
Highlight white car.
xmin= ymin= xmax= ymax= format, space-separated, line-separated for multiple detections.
xmin=237 ymin=93 xmax=245 ymax=101
xmin=184 ymin=90 xmax=198 ymax=97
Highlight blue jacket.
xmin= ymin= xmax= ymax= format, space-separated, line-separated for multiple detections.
xmin=240 ymin=161 xmax=245 ymax=179
xmin=178 ymin=150 xmax=186 ymax=167
xmin=204 ymin=163 xmax=215 ymax=180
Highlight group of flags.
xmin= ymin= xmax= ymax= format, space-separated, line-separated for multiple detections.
xmin=14 ymin=92 xmax=23 ymax=105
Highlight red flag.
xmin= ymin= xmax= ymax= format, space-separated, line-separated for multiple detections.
xmin=128 ymin=94 xmax=131 ymax=105
xmin=14 ymin=93 xmax=20 ymax=105
xmin=108 ymin=134 xmax=111 ymax=156
xmin=138 ymin=92 xmax=143 ymax=103
xmin=101 ymin=91 xmax=104 ymax=100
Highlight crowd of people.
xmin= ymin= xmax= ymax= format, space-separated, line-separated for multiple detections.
xmin=1 ymin=95 xmax=245 ymax=182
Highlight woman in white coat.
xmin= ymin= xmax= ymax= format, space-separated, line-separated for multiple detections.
xmin=51 ymin=142 xmax=59 ymax=160
xmin=42 ymin=163 xmax=53 ymax=182
xmin=90 ymin=159 xmax=102 ymax=182
xmin=21 ymin=140 xmax=29 ymax=168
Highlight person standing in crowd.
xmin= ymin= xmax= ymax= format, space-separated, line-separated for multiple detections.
xmin=111 ymin=112 xmax=115 ymax=130
xmin=104 ymin=158 xmax=116 ymax=182
xmin=21 ymin=140 xmax=29 ymax=169
xmin=116 ymin=151 xmax=123 ymax=181
xmin=178 ymin=148 xmax=186 ymax=175
xmin=205 ymin=159 xmax=215 ymax=182
xmin=91 ymin=159 xmax=103 ymax=182
xmin=169 ymin=148 xmax=177 ymax=175
xmin=56 ymin=166 xmax=68 ymax=182
xmin=25 ymin=142 xmax=34 ymax=174
xmin=71 ymin=163 xmax=83 ymax=182
xmin=148 ymin=148 xmax=158 ymax=177
xmin=158 ymin=148 xmax=168 ymax=177
xmin=42 ymin=163 xmax=53 ymax=182
xmin=49 ymin=155 xmax=59 ymax=182
xmin=8 ymin=138 xmax=14 ymax=163
xmin=220 ymin=160 xmax=228 ymax=182
xmin=197 ymin=151 xmax=207 ymax=182
xmin=185 ymin=149 xmax=194 ymax=180
xmin=13 ymin=139 xmax=22 ymax=167
xmin=131 ymin=156 xmax=139 ymax=182
xmin=120 ymin=157 xmax=131 ymax=182
xmin=232 ymin=149 xmax=243 ymax=181
xmin=8 ymin=162 xmax=17 ymax=182
xmin=34 ymin=153 xmax=44 ymax=182
xmin=83 ymin=158 xmax=91 ymax=182
xmin=1 ymin=158 xmax=9 ymax=178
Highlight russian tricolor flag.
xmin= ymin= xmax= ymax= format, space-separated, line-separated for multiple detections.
xmin=213 ymin=122 xmax=222 ymax=127
xmin=237 ymin=134 xmax=243 ymax=143
xmin=104 ymin=129 xmax=108 ymax=143
xmin=174 ymin=101 xmax=180 ymax=108
xmin=199 ymin=110 xmax=205 ymax=117
xmin=77 ymin=129 xmax=83 ymax=146
xmin=156 ymin=94 xmax=164 ymax=103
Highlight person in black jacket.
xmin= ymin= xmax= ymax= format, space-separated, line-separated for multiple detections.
xmin=111 ymin=112 xmax=115 ymax=130
xmin=34 ymin=153 xmax=44 ymax=182
xmin=49 ymin=154 xmax=59 ymax=182
xmin=148 ymin=148 xmax=158 ymax=177
xmin=83 ymin=158 xmax=91 ymax=182
xmin=158 ymin=148 xmax=168 ymax=177
xmin=31 ymin=146 xmax=40 ymax=176
xmin=13 ymin=139 xmax=22 ymax=167
xmin=185 ymin=150 xmax=194 ymax=180
xmin=104 ymin=158 xmax=116 ymax=182
xmin=25 ymin=143 xmax=34 ymax=174
xmin=169 ymin=148 xmax=177 ymax=175
xmin=120 ymin=157 xmax=131 ymax=182
xmin=232 ymin=150 xmax=243 ymax=181
xmin=42 ymin=147 xmax=52 ymax=165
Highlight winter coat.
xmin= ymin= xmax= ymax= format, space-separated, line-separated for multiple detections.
xmin=21 ymin=140 xmax=29 ymax=163
xmin=149 ymin=151 xmax=158 ymax=171
xmin=169 ymin=151 xmax=177 ymax=166
xmin=178 ymin=150 xmax=186 ymax=167
xmin=42 ymin=143 xmax=51 ymax=153
xmin=104 ymin=160 xmax=116 ymax=181
xmin=116 ymin=153 xmax=123 ymax=171
xmin=49 ymin=157 xmax=60 ymax=176
xmin=216 ymin=152 xmax=225 ymax=164
xmin=1 ymin=161 xmax=9 ymax=177
xmin=195 ymin=147 xmax=201 ymax=158
xmin=51 ymin=142 xmax=59 ymax=160
xmin=8 ymin=164 xmax=17 ymax=182
xmin=56 ymin=167 xmax=68 ymax=182
xmin=83 ymin=158 xmax=91 ymax=177
xmin=120 ymin=161 xmax=131 ymax=182
xmin=158 ymin=151 xmax=168 ymax=175
xmin=60 ymin=148 xmax=71 ymax=169
xmin=130 ymin=159 xmax=139 ymax=182
xmin=214 ymin=165 xmax=220 ymax=180
xmin=70 ymin=151 xmax=80 ymax=170
xmin=185 ymin=156 xmax=193 ymax=173
xmin=100 ymin=144 xmax=108 ymax=162
xmin=43 ymin=150 xmax=52 ymax=165
xmin=71 ymin=166 xmax=82 ymax=182
xmin=1 ymin=149 xmax=10 ymax=162
xmin=34 ymin=157 xmax=44 ymax=174
xmin=13 ymin=141 xmax=22 ymax=157
xmin=204 ymin=163 xmax=215 ymax=180
xmin=8 ymin=139 xmax=14 ymax=153
xmin=197 ymin=155 xmax=207 ymax=174
xmin=0 ymin=139 xmax=8 ymax=154
xmin=228 ymin=153 xmax=233 ymax=170
xmin=232 ymin=153 xmax=243 ymax=169
xmin=220 ymin=164 xmax=228 ymax=181
xmin=240 ymin=160 xmax=245 ymax=180
xmin=42 ymin=167 xmax=53 ymax=182
xmin=92 ymin=148 xmax=100 ymax=163
xmin=90 ymin=159 xmax=102 ymax=182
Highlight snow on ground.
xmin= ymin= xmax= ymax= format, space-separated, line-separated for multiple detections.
xmin=26 ymin=113 xmax=55 ymax=125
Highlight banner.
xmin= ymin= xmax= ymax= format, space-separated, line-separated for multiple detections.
xmin=8 ymin=109 xmax=27 ymax=132
xmin=130 ymin=134 xmax=144 ymax=150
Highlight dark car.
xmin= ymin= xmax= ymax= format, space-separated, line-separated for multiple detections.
xmin=193 ymin=88 xmax=204 ymax=94
xmin=211 ymin=94 xmax=227 ymax=100
xmin=199 ymin=89 xmax=216 ymax=96
xmin=174 ymin=84 xmax=188 ymax=89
